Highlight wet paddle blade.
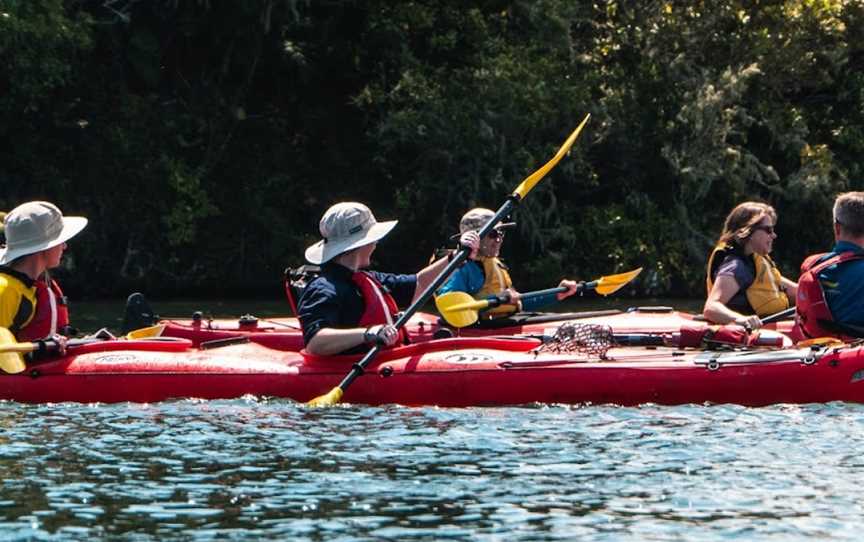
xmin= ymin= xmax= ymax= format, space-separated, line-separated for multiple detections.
xmin=0 ymin=328 xmax=27 ymax=374
xmin=594 ymin=267 xmax=643 ymax=296
xmin=435 ymin=292 xmax=483 ymax=328
xmin=307 ymin=387 xmax=344 ymax=407
xmin=0 ymin=352 xmax=25 ymax=374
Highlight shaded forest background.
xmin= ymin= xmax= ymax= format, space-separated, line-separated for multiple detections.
xmin=1 ymin=0 xmax=862 ymax=300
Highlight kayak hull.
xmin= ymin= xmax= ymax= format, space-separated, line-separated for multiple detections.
xmin=3 ymin=337 xmax=861 ymax=407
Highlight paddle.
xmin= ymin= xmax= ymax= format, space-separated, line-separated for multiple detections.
xmin=733 ymin=306 xmax=797 ymax=333
xmin=0 ymin=324 xmax=168 ymax=374
xmin=0 ymin=328 xmax=28 ymax=374
xmin=435 ymin=267 xmax=643 ymax=328
xmin=306 ymin=114 xmax=592 ymax=407
xmin=760 ymin=307 xmax=795 ymax=325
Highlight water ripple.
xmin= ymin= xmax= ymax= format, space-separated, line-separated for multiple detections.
xmin=0 ymin=401 xmax=861 ymax=540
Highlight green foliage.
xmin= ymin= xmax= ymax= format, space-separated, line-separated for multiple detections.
xmin=2 ymin=0 xmax=863 ymax=300
xmin=0 ymin=0 xmax=92 ymax=113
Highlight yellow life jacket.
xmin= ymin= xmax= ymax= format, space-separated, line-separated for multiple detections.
xmin=706 ymin=244 xmax=790 ymax=317
xmin=0 ymin=267 xmax=37 ymax=337
xmin=476 ymin=257 xmax=520 ymax=318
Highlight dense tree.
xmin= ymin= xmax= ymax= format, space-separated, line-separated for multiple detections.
xmin=0 ymin=0 xmax=861 ymax=299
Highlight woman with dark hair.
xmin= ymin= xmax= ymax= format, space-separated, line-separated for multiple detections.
xmin=703 ymin=201 xmax=797 ymax=329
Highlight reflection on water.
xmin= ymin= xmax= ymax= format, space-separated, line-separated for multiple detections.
xmin=0 ymin=401 xmax=861 ymax=540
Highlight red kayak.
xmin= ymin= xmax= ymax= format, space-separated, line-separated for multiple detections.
xmin=158 ymin=306 xmax=796 ymax=350
xmin=1 ymin=333 xmax=858 ymax=406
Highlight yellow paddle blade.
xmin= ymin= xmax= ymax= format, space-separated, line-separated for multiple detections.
xmin=307 ymin=387 xmax=344 ymax=407
xmin=125 ymin=324 xmax=165 ymax=340
xmin=435 ymin=292 xmax=486 ymax=328
xmin=0 ymin=328 xmax=27 ymax=375
xmin=594 ymin=267 xmax=643 ymax=296
xmin=513 ymin=114 xmax=591 ymax=200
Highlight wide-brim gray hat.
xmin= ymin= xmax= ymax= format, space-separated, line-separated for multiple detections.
xmin=0 ymin=201 xmax=88 ymax=265
xmin=305 ymin=202 xmax=398 ymax=265
xmin=449 ymin=207 xmax=516 ymax=239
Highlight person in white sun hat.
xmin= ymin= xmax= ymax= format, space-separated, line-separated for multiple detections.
xmin=298 ymin=201 xmax=479 ymax=356
xmin=0 ymin=201 xmax=87 ymax=345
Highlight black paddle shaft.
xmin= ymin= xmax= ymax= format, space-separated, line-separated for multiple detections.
xmin=760 ymin=307 xmax=796 ymax=325
xmin=334 ymin=196 xmax=523 ymax=391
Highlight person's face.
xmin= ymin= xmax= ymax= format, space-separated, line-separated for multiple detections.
xmin=42 ymin=242 xmax=66 ymax=269
xmin=747 ymin=218 xmax=777 ymax=255
xmin=478 ymin=228 xmax=505 ymax=258
xmin=356 ymin=242 xmax=376 ymax=268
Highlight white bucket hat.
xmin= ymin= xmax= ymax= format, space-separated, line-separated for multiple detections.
xmin=452 ymin=207 xmax=516 ymax=238
xmin=305 ymin=202 xmax=398 ymax=265
xmin=0 ymin=201 xmax=88 ymax=265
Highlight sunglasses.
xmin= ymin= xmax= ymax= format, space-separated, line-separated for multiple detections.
xmin=753 ymin=224 xmax=776 ymax=235
xmin=484 ymin=229 xmax=506 ymax=241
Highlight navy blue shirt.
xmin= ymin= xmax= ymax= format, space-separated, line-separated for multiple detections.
xmin=816 ymin=241 xmax=864 ymax=328
xmin=297 ymin=262 xmax=417 ymax=345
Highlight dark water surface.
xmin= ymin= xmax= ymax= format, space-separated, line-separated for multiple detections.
xmin=1 ymin=402 xmax=861 ymax=541
xmin=2 ymin=298 xmax=858 ymax=540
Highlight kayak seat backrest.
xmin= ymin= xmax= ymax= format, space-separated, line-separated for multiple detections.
xmin=285 ymin=265 xmax=321 ymax=309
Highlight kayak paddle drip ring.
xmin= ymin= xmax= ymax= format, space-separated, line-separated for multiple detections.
xmin=538 ymin=322 xmax=613 ymax=359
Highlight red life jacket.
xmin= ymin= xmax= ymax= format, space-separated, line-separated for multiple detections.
xmin=17 ymin=276 xmax=70 ymax=342
xmin=792 ymin=251 xmax=864 ymax=341
xmin=351 ymin=271 xmax=409 ymax=346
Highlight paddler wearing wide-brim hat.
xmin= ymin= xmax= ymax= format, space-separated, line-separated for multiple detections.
xmin=437 ymin=206 xmax=581 ymax=319
xmin=0 ymin=201 xmax=87 ymax=346
xmin=297 ymin=201 xmax=480 ymax=356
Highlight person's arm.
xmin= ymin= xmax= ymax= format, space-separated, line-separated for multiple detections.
xmin=415 ymin=256 xmax=450 ymax=303
xmin=298 ymin=279 xmax=400 ymax=356
xmin=306 ymin=325 xmax=398 ymax=356
xmin=703 ymin=275 xmax=761 ymax=329
xmin=781 ymin=276 xmax=798 ymax=305
xmin=417 ymin=231 xmax=480 ymax=303
xmin=495 ymin=279 xmax=581 ymax=312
